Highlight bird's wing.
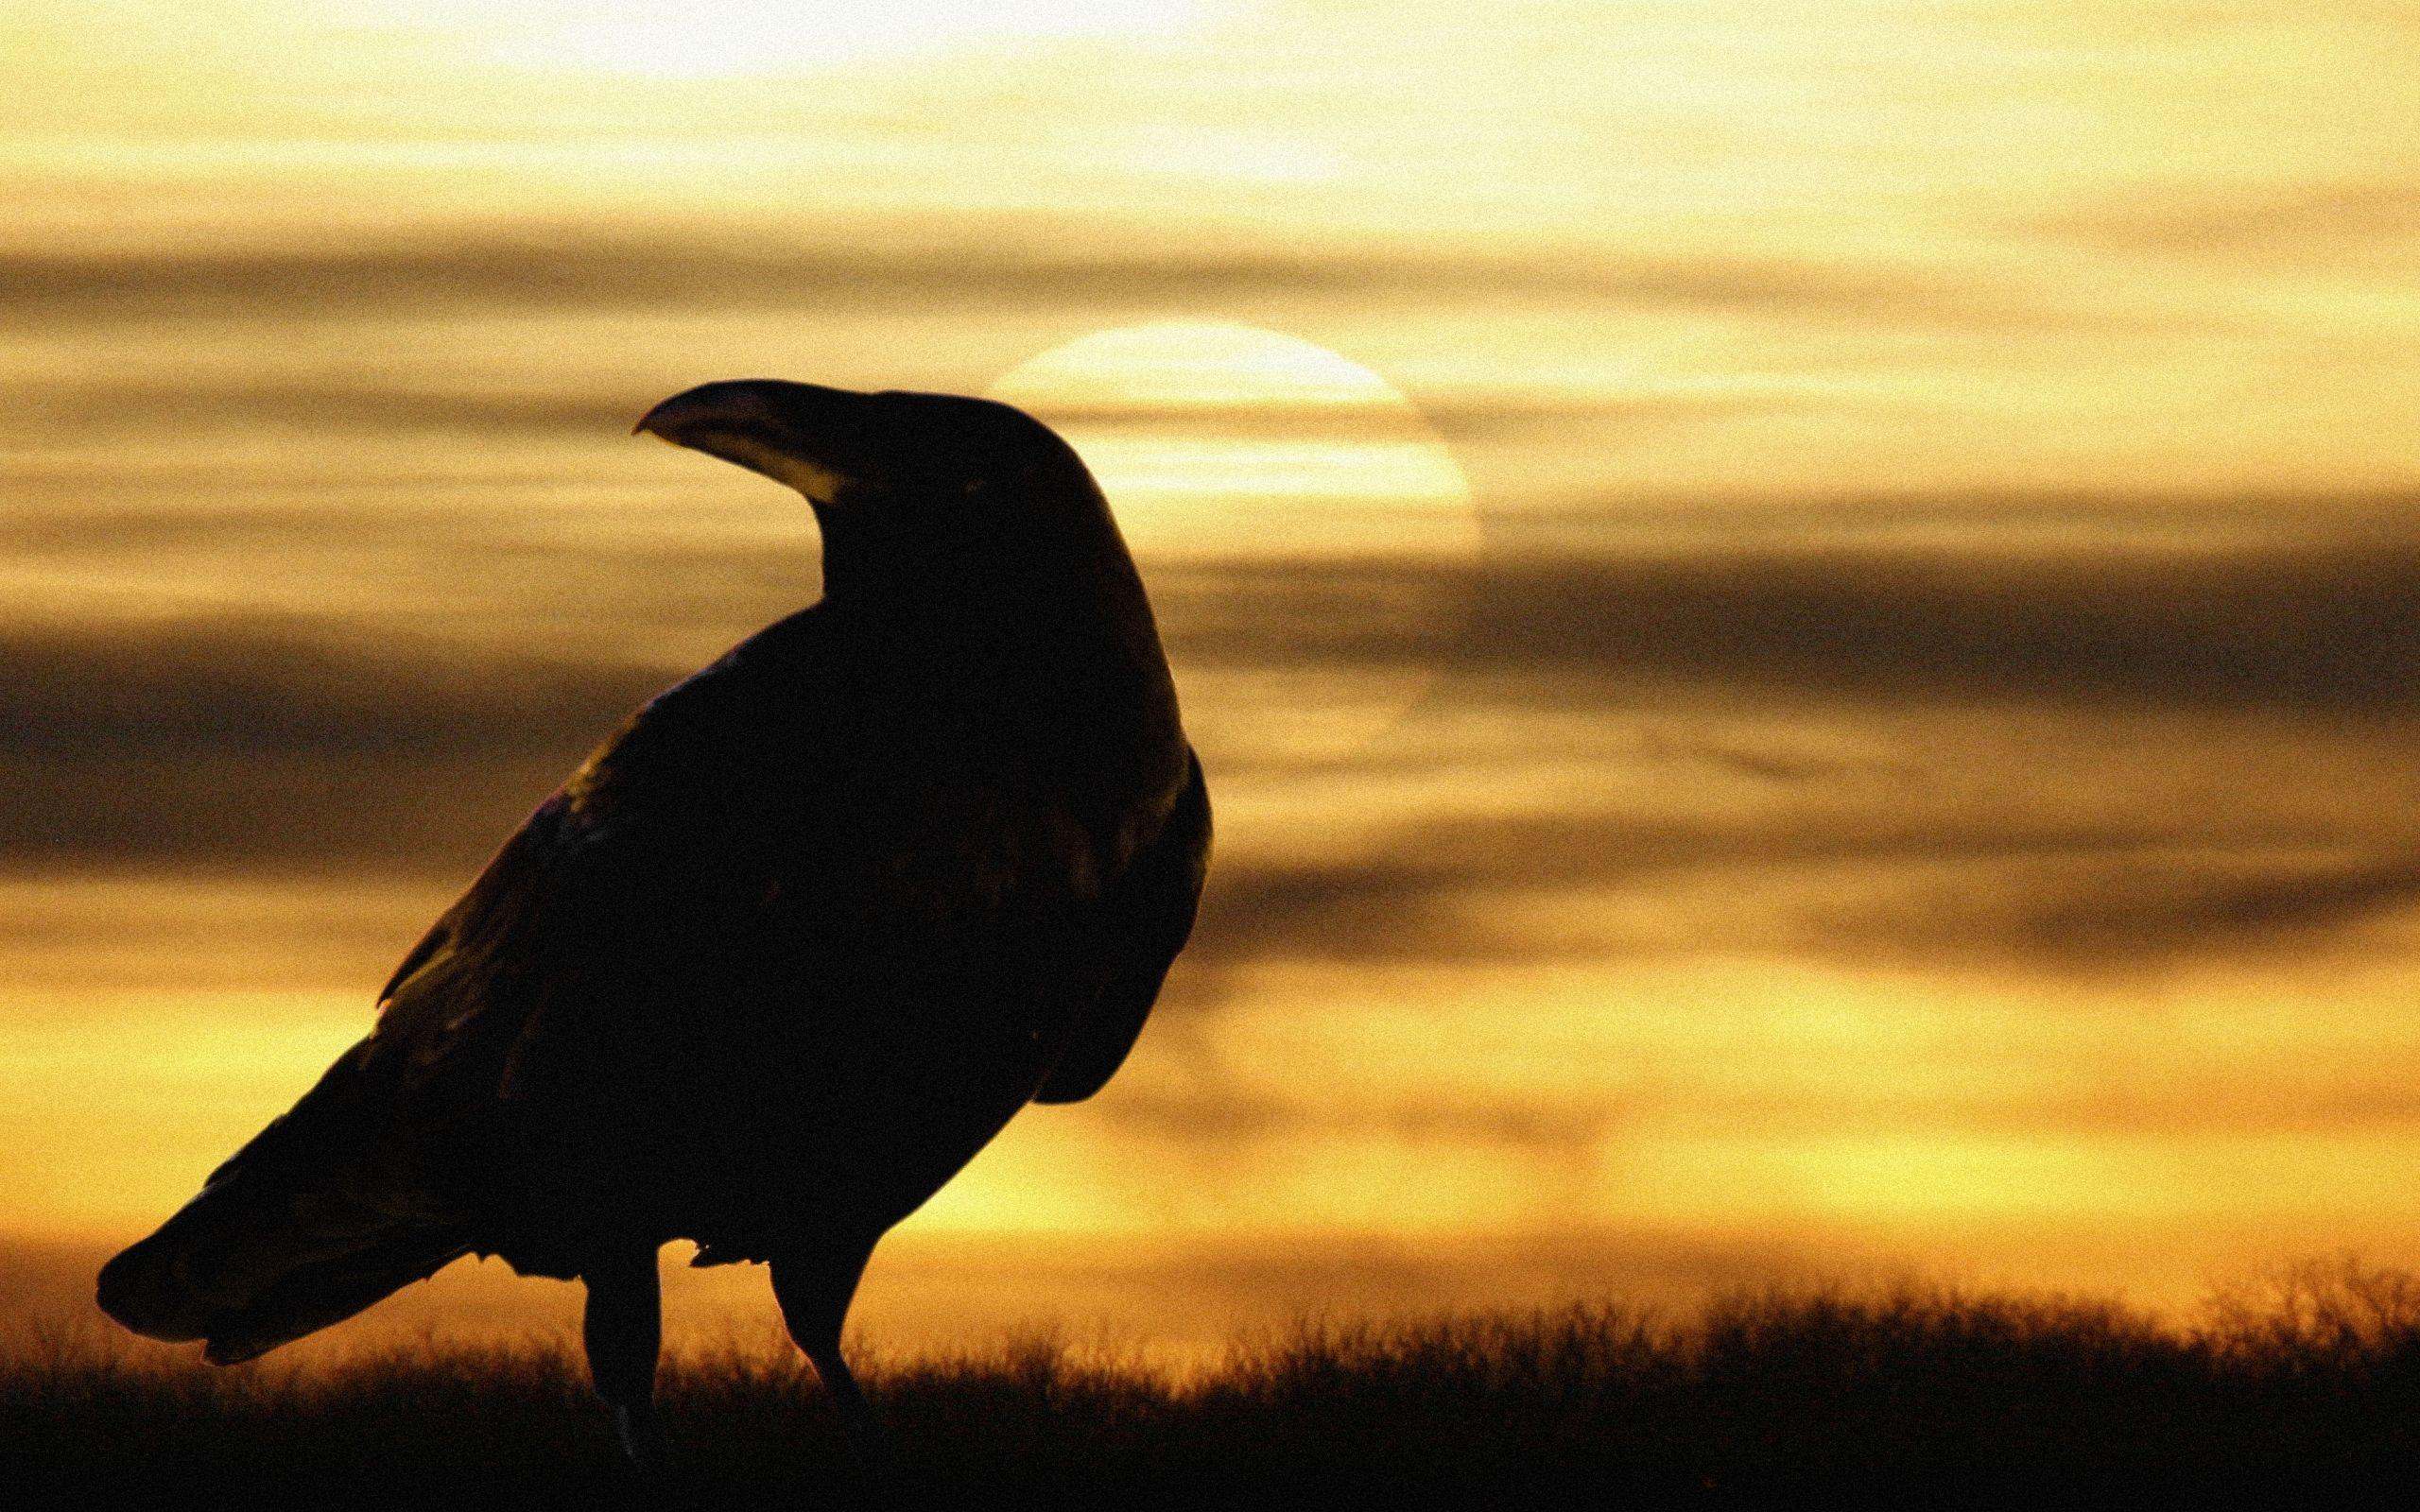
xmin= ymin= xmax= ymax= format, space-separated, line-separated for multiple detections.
xmin=363 ymin=624 xmax=832 ymax=1112
xmin=368 ymin=790 xmax=627 ymax=1103
xmin=1032 ymin=747 xmax=1211 ymax=1105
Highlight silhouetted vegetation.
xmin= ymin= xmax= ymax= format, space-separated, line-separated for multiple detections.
xmin=16 ymin=1258 xmax=2420 ymax=1508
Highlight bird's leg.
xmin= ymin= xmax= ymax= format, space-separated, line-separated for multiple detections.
xmin=770 ymin=1239 xmax=882 ymax=1452
xmin=582 ymin=1246 xmax=667 ymax=1467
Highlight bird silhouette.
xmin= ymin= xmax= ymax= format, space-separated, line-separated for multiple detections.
xmin=96 ymin=381 xmax=1211 ymax=1463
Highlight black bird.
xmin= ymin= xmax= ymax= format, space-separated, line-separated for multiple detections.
xmin=97 ymin=381 xmax=1211 ymax=1461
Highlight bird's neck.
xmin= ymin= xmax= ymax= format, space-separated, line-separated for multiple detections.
xmin=821 ymin=522 xmax=1162 ymax=672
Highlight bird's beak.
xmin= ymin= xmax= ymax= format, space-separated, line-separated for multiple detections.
xmin=633 ymin=380 xmax=876 ymax=504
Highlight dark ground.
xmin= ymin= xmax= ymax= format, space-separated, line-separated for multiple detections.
xmin=12 ymin=1260 xmax=2420 ymax=1509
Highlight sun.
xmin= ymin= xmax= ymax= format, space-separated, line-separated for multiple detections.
xmin=989 ymin=321 xmax=1479 ymax=564
xmin=989 ymin=322 xmax=1479 ymax=763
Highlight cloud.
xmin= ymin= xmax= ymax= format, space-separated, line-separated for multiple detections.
xmin=1177 ymin=822 xmax=2420 ymax=986
xmin=1154 ymin=534 xmax=2420 ymax=713
xmin=22 ymin=503 xmax=2420 ymax=721
xmin=0 ymin=221 xmax=2131 ymax=334
xmin=6 ymin=378 xmax=1784 ymax=452
xmin=9 ymin=525 xmax=2420 ymax=868
xmin=0 ymin=617 xmax=673 ymax=870
xmin=1889 ymin=850 xmax=2420 ymax=969
xmin=0 ymin=617 xmax=667 ymax=764
xmin=2031 ymin=177 xmax=2420 ymax=262
xmin=9 ymin=532 xmax=2420 ymax=983
xmin=1085 ymin=1082 xmax=1615 ymax=1152
xmin=14 ymin=384 xmax=636 ymax=442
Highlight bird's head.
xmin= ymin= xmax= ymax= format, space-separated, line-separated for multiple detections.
xmin=635 ymin=377 xmax=1158 ymax=638
xmin=636 ymin=379 xmax=1092 ymax=516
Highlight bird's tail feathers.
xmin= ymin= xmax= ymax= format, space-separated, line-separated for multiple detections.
xmin=97 ymin=1059 xmax=470 ymax=1363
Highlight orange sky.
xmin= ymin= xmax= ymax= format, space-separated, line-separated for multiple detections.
xmin=8 ymin=1 xmax=2420 ymax=1357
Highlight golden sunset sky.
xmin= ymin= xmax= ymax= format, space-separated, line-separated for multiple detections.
xmin=8 ymin=0 xmax=2420 ymax=1358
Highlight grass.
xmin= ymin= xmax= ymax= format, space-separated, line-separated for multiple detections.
xmin=14 ymin=1257 xmax=2420 ymax=1507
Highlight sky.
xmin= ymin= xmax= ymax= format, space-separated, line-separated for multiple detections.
xmin=8 ymin=0 xmax=2420 ymax=1361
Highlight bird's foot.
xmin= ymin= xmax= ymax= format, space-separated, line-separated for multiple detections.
xmin=615 ymin=1402 xmax=671 ymax=1469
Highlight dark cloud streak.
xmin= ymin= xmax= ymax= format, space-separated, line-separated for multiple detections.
xmin=2032 ymin=176 xmax=2420 ymax=261
xmin=0 ymin=223 xmax=2150 ymax=333
xmin=6 ymin=379 xmax=1783 ymax=449
xmin=0 ymin=618 xmax=668 ymax=764
xmin=1158 ymin=537 xmax=2420 ymax=714
xmin=15 ymin=385 xmax=634 ymax=442
xmin=1185 ymin=828 xmax=2420 ymax=984
xmin=0 ymin=618 xmax=672 ymax=871
xmin=9 ymin=535 xmax=2420 ymax=978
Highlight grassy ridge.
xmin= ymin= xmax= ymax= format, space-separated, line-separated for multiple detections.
xmin=13 ymin=1259 xmax=2420 ymax=1508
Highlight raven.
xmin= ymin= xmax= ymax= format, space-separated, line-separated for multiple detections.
xmin=97 ymin=381 xmax=1211 ymax=1461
